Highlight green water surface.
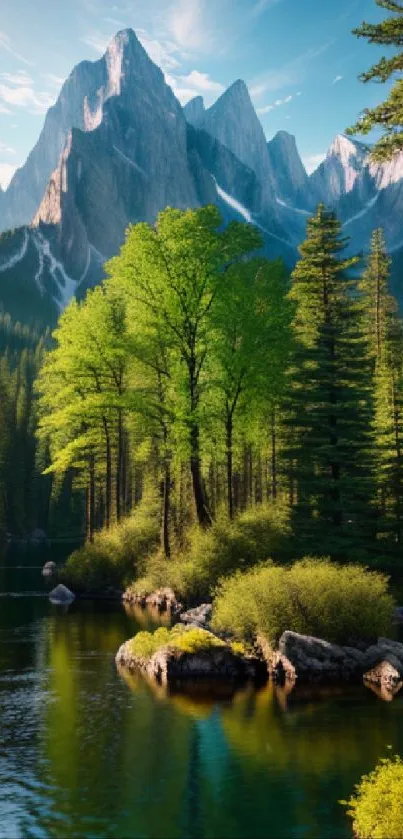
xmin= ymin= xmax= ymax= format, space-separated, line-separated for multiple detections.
xmin=1 ymin=548 xmax=403 ymax=839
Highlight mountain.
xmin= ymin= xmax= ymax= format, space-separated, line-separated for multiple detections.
xmin=190 ymin=81 xmax=278 ymax=214
xmin=0 ymin=30 xmax=294 ymax=326
xmin=1 ymin=30 xmax=403 ymax=326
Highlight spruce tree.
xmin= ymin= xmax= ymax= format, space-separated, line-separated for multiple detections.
xmin=284 ymin=205 xmax=375 ymax=558
xmin=347 ymin=0 xmax=403 ymax=160
xmin=359 ymin=229 xmax=403 ymax=548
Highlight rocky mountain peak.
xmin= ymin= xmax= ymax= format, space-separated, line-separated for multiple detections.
xmin=184 ymin=96 xmax=205 ymax=127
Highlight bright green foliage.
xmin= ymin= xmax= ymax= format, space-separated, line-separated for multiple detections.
xmin=347 ymin=0 xmax=403 ymax=160
xmin=132 ymin=503 xmax=290 ymax=601
xmin=344 ymin=756 xmax=403 ymax=839
xmin=127 ymin=625 xmax=229 ymax=661
xmin=106 ymin=205 xmax=262 ymax=528
xmin=212 ymin=559 xmax=394 ymax=644
xmin=283 ymin=205 xmax=375 ymax=558
xmin=62 ymin=496 xmax=160 ymax=593
xmin=359 ymin=230 xmax=403 ymax=549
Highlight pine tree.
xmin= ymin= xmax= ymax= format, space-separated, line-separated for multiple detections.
xmin=284 ymin=205 xmax=375 ymax=558
xmin=359 ymin=229 xmax=403 ymax=548
xmin=347 ymin=0 xmax=403 ymax=160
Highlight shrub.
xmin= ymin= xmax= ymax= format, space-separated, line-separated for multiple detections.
xmin=127 ymin=625 xmax=228 ymax=660
xmin=134 ymin=504 xmax=290 ymax=602
xmin=63 ymin=498 xmax=160 ymax=593
xmin=343 ymin=756 xmax=403 ymax=839
xmin=212 ymin=558 xmax=394 ymax=645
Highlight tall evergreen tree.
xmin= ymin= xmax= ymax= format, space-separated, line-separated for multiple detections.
xmin=284 ymin=205 xmax=375 ymax=558
xmin=347 ymin=0 xmax=403 ymax=160
xmin=359 ymin=229 xmax=403 ymax=547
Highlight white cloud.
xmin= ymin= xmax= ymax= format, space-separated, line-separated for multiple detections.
xmin=0 ymin=80 xmax=55 ymax=115
xmin=303 ymin=152 xmax=326 ymax=174
xmin=168 ymin=0 xmax=212 ymax=52
xmin=0 ymin=162 xmax=18 ymax=189
xmin=0 ymin=141 xmax=16 ymax=154
xmin=0 ymin=31 xmax=33 ymax=67
xmin=257 ymin=104 xmax=274 ymax=114
xmin=0 ymin=104 xmax=11 ymax=114
xmin=332 ymin=74 xmax=343 ymax=84
xmin=165 ymin=69 xmax=224 ymax=105
xmin=1 ymin=71 xmax=34 ymax=86
xmin=256 ymin=91 xmax=300 ymax=115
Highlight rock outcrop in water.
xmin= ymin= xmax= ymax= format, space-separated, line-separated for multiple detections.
xmin=49 ymin=584 xmax=75 ymax=604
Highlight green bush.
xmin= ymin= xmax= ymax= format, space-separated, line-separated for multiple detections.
xmin=344 ymin=756 xmax=403 ymax=839
xmin=127 ymin=625 xmax=229 ymax=660
xmin=134 ymin=504 xmax=289 ymax=602
xmin=63 ymin=498 xmax=160 ymax=594
xmin=212 ymin=558 xmax=394 ymax=645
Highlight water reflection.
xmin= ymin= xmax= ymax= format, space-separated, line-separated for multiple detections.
xmin=2 ymin=553 xmax=403 ymax=838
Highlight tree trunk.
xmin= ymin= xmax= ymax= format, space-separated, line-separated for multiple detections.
xmin=116 ymin=409 xmax=123 ymax=522
xmin=271 ymin=408 xmax=278 ymax=501
xmin=161 ymin=455 xmax=171 ymax=557
xmin=87 ymin=455 xmax=95 ymax=543
xmin=190 ymin=423 xmax=211 ymax=527
xmin=103 ymin=419 xmax=111 ymax=529
xmin=226 ymin=415 xmax=234 ymax=519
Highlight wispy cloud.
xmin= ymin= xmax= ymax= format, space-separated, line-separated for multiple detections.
xmin=0 ymin=73 xmax=56 ymax=115
xmin=332 ymin=74 xmax=343 ymax=84
xmin=137 ymin=29 xmax=182 ymax=71
xmin=81 ymin=30 xmax=110 ymax=54
xmin=41 ymin=72 xmax=66 ymax=89
xmin=257 ymin=90 xmax=301 ymax=115
xmin=303 ymin=152 xmax=326 ymax=174
xmin=0 ymin=31 xmax=34 ymax=66
xmin=0 ymin=141 xmax=16 ymax=155
xmin=168 ymin=0 xmax=214 ymax=52
xmin=0 ymin=162 xmax=19 ymax=189
xmin=250 ymin=43 xmax=331 ymax=98
xmin=250 ymin=0 xmax=282 ymax=18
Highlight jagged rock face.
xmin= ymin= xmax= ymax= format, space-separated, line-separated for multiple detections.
xmin=195 ymin=80 xmax=277 ymax=211
xmin=184 ymin=96 xmax=205 ymax=127
xmin=310 ymin=134 xmax=370 ymax=205
xmin=267 ymin=131 xmax=310 ymax=206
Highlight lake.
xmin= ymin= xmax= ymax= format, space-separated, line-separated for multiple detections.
xmin=1 ymin=547 xmax=403 ymax=839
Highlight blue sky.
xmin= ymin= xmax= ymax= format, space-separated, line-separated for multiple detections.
xmin=0 ymin=0 xmax=390 ymax=188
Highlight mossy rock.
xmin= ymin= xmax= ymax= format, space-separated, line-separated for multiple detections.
xmin=116 ymin=626 xmax=264 ymax=686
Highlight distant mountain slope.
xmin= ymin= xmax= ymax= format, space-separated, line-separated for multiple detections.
xmin=0 ymin=29 xmax=403 ymax=325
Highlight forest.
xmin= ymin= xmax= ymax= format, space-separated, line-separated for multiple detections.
xmin=1 ymin=202 xmax=402 ymax=573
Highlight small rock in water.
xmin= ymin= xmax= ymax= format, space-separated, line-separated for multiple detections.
xmin=180 ymin=604 xmax=212 ymax=628
xmin=42 ymin=561 xmax=57 ymax=577
xmin=49 ymin=584 xmax=75 ymax=605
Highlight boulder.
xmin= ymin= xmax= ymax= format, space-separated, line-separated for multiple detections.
xmin=277 ymin=631 xmax=364 ymax=682
xmin=180 ymin=604 xmax=212 ymax=629
xmin=123 ymin=586 xmax=182 ymax=614
xmin=364 ymin=656 xmax=403 ymax=691
xmin=42 ymin=561 xmax=57 ymax=577
xmin=49 ymin=584 xmax=75 ymax=605
xmin=116 ymin=630 xmax=265 ymax=686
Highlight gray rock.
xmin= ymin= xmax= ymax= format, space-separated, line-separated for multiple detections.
xmin=116 ymin=630 xmax=263 ymax=685
xmin=278 ymin=631 xmax=364 ymax=682
xmin=364 ymin=656 xmax=403 ymax=690
xmin=42 ymin=561 xmax=57 ymax=577
xmin=49 ymin=584 xmax=75 ymax=605
xmin=180 ymin=604 xmax=212 ymax=628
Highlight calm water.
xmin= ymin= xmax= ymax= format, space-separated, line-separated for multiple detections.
xmin=1 ymin=550 xmax=403 ymax=838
